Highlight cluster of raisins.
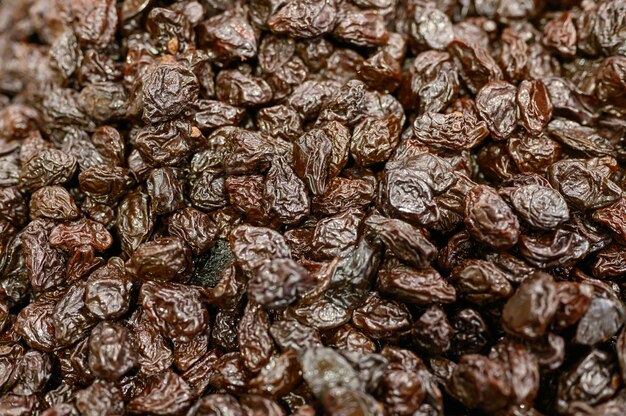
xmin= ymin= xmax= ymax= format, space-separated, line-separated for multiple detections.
xmin=1 ymin=0 xmax=626 ymax=415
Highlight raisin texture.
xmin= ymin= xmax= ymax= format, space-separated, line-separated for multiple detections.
xmin=2 ymin=1 xmax=626 ymax=415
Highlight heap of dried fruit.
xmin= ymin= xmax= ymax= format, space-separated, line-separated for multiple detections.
xmin=1 ymin=0 xmax=626 ymax=415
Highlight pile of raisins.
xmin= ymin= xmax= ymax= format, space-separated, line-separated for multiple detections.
xmin=1 ymin=0 xmax=626 ymax=414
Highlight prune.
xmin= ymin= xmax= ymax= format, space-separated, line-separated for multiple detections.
xmin=593 ymin=245 xmax=626 ymax=278
xmin=0 ymin=105 xmax=39 ymax=141
xmin=15 ymin=292 xmax=60 ymax=352
xmin=325 ymin=325 xmax=376 ymax=354
xmin=168 ymin=208 xmax=218 ymax=255
xmin=79 ymin=82 xmax=127 ymax=123
xmin=358 ymin=51 xmax=402 ymax=92
xmin=439 ymin=234 xmax=475 ymax=274
xmin=0 ymin=394 xmax=38 ymax=416
xmin=488 ymin=339 xmax=540 ymax=406
xmin=187 ymin=394 xmax=241 ymax=416
xmin=49 ymin=219 xmax=113 ymax=253
xmin=270 ymin=318 xmax=322 ymax=352
xmin=209 ymin=309 xmax=239 ymax=352
xmin=91 ymin=126 xmax=125 ymax=167
xmin=291 ymin=295 xmax=351 ymax=330
xmin=543 ymin=77 xmax=598 ymax=125
xmin=226 ymin=175 xmax=273 ymax=224
xmin=477 ymin=142 xmax=519 ymax=182
xmin=56 ymin=337 xmax=93 ymax=387
xmin=78 ymin=49 xmax=121 ymax=85
xmin=206 ymin=127 xmax=275 ymax=175
xmin=321 ymin=121 xmax=351 ymax=178
xmin=249 ymin=350 xmax=301 ymax=398
xmin=207 ymin=352 xmax=250 ymax=394
xmin=193 ymin=100 xmax=244 ymax=132
xmin=0 ymin=187 xmax=27 ymax=228
xmin=190 ymin=170 xmax=228 ymax=212
xmin=554 ymin=281 xmax=592 ymax=329
xmin=128 ymin=237 xmax=193 ymax=282
xmin=318 ymin=79 xmax=367 ymax=125
xmin=67 ymin=0 xmax=117 ymax=48
xmin=322 ymin=388 xmax=384 ymax=416
xmin=313 ymin=177 xmax=375 ymax=215
xmin=127 ymin=311 xmax=173 ymax=378
xmin=53 ymin=283 xmax=97 ymax=347
xmin=21 ymin=220 xmax=67 ymax=293
xmin=288 ymin=80 xmax=338 ymax=121
xmin=146 ymin=168 xmax=185 ymax=216
xmin=596 ymin=56 xmax=626 ymax=107
xmin=464 ymin=185 xmax=520 ymax=249
xmin=389 ymin=151 xmax=458 ymax=193
xmin=258 ymin=34 xmax=296 ymax=74
xmin=13 ymin=350 xmax=52 ymax=395
xmin=267 ymin=56 xmax=309 ymax=101
xmin=518 ymin=229 xmax=590 ymax=268
xmin=209 ymin=310 xmax=239 ymax=352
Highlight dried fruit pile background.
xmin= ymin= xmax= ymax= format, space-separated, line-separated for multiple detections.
xmin=1 ymin=0 xmax=626 ymax=414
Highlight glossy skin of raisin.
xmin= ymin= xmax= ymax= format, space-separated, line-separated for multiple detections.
xmin=464 ymin=185 xmax=520 ymax=250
